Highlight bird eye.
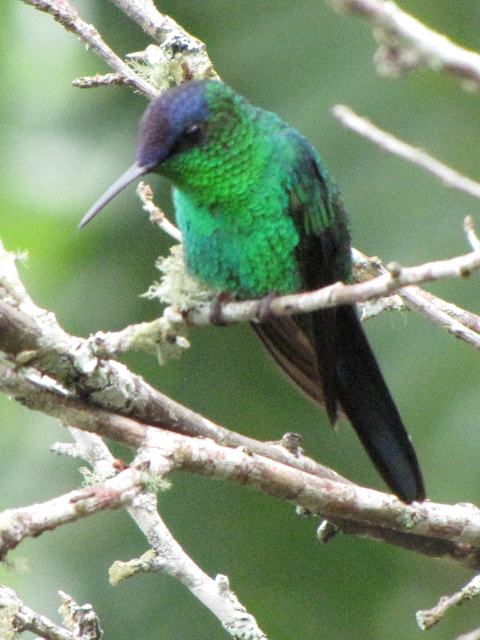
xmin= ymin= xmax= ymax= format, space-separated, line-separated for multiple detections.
xmin=183 ymin=122 xmax=206 ymax=145
xmin=169 ymin=121 xmax=208 ymax=158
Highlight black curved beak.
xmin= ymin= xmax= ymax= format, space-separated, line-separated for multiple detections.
xmin=78 ymin=162 xmax=150 ymax=229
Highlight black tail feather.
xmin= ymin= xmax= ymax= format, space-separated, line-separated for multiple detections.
xmin=334 ymin=305 xmax=425 ymax=503
xmin=253 ymin=305 xmax=425 ymax=503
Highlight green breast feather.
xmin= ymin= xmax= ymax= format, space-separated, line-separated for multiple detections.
xmin=173 ymin=183 xmax=301 ymax=297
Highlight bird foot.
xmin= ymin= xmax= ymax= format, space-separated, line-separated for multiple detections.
xmin=256 ymin=292 xmax=277 ymax=322
xmin=209 ymin=292 xmax=231 ymax=326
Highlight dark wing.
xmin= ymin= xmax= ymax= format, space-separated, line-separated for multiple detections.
xmin=253 ymin=135 xmax=350 ymax=424
xmin=252 ymin=315 xmax=327 ymax=406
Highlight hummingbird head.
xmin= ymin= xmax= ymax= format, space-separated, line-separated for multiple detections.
xmin=79 ymin=80 xmax=250 ymax=228
xmin=135 ymin=80 xmax=211 ymax=169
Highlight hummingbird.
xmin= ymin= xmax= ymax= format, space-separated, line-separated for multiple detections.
xmin=80 ymin=80 xmax=425 ymax=502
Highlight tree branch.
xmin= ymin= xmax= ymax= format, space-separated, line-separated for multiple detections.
xmin=417 ymin=574 xmax=480 ymax=631
xmin=182 ymin=239 xmax=480 ymax=328
xmin=0 ymin=241 xmax=340 ymax=485
xmin=122 ymin=493 xmax=268 ymax=639
xmin=110 ymin=0 xmax=208 ymax=54
xmin=333 ymin=105 xmax=480 ymax=200
xmin=351 ymin=247 xmax=480 ymax=350
xmin=326 ymin=0 xmax=480 ymax=89
xmin=0 ymin=462 xmax=143 ymax=558
xmin=20 ymin=0 xmax=157 ymax=98
xmin=72 ymin=72 xmax=129 ymax=89
xmin=0 ymin=586 xmax=75 ymax=640
xmin=399 ymin=286 xmax=480 ymax=349
xmin=53 ymin=428 xmax=268 ymax=639
xmin=2 ymin=369 xmax=480 ymax=570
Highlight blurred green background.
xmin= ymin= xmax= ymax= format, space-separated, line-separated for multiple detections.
xmin=2 ymin=1 xmax=480 ymax=638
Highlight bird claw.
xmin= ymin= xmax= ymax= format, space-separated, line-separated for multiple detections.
xmin=209 ymin=292 xmax=231 ymax=326
xmin=256 ymin=292 xmax=277 ymax=322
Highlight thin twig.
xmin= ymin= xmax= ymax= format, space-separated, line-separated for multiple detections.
xmin=333 ymin=105 xmax=480 ymax=200
xmin=124 ymin=493 xmax=268 ymax=639
xmin=110 ymin=0 xmax=216 ymax=86
xmin=400 ymin=286 xmax=480 ymax=349
xmin=184 ymin=243 xmax=480 ymax=328
xmin=0 ymin=585 xmax=102 ymax=640
xmin=20 ymin=0 xmax=157 ymax=99
xmin=401 ymin=287 xmax=480 ymax=335
xmin=326 ymin=0 xmax=480 ymax=89
xmin=58 ymin=591 xmax=103 ymax=640
xmin=72 ymin=72 xmax=129 ymax=89
xmin=416 ymin=574 xmax=480 ymax=630
xmin=352 ymin=247 xmax=480 ymax=348
xmin=109 ymin=0 xmax=204 ymax=50
xmin=56 ymin=427 xmax=267 ymax=639
xmin=465 ymin=214 xmax=480 ymax=251
xmin=133 ymin=189 xmax=480 ymax=351
xmin=0 ymin=464 xmax=143 ymax=558
xmin=137 ymin=182 xmax=182 ymax=241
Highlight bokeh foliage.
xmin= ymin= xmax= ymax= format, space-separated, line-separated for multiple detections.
xmin=2 ymin=1 xmax=480 ymax=638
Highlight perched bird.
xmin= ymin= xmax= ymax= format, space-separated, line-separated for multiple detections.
xmin=80 ymin=80 xmax=425 ymax=502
